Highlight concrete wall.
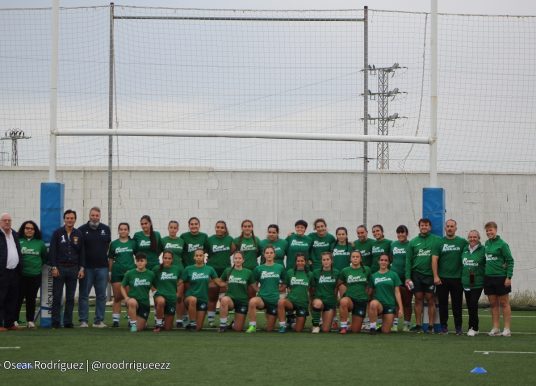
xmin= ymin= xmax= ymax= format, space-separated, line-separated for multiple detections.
xmin=1 ymin=167 xmax=534 ymax=291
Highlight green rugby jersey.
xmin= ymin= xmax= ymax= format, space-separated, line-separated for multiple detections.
xmin=438 ymin=236 xmax=468 ymax=279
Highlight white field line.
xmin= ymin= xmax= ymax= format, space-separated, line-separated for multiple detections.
xmin=0 ymin=347 xmax=21 ymax=350
xmin=475 ymin=350 xmax=536 ymax=355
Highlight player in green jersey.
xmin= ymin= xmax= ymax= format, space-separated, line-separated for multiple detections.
xmin=330 ymin=227 xmax=352 ymax=330
xmin=108 ymin=222 xmax=136 ymax=327
xmin=371 ymin=224 xmax=392 ymax=273
xmin=153 ymin=251 xmax=182 ymax=332
xmin=461 ymin=230 xmax=486 ymax=336
xmin=353 ymin=225 xmax=375 ymax=268
xmin=121 ymin=253 xmax=157 ymax=333
xmin=179 ymin=217 xmax=209 ymax=327
xmin=246 ymin=246 xmax=287 ymax=333
xmin=133 ymin=215 xmax=162 ymax=270
xmin=368 ymin=254 xmax=404 ymax=335
xmin=308 ymin=218 xmax=336 ymax=271
xmin=206 ymin=220 xmax=235 ymax=327
xmin=219 ymin=251 xmax=254 ymax=332
xmin=337 ymin=250 xmax=371 ymax=334
xmin=433 ymin=219 xmax=468 ymax=335
xmin=285 ymin=220 xmax=312 ymax=269
xmin=16 ymin=220 xmax=47 ymax=328
xmin=259 ymin=224 xmax=288 ymax=266
xmin=277 ymin=254 xmax=313 ymax=333
xmin=484 ymin=221 xmax=514 ymax=337
xmin=180 ymin=248 xmax=225 ymax=331
xmin=161 ymin=220 xmax=186 ymax=329
xmin=233 ymin=219 xmax=261 ymax=273
xmin=390 ymin=225 xmax=412 ymax=332
xmin=311 ymin=252 xmax=340 ymax=333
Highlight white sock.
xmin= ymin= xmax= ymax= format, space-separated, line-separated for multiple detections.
xmin=112 ymin=313 xmax=120 ymax=322
xmin=249 ymin=321 xmax=256 ymax=327
xmin=279 ymin=321 xmax=286 ymax=327
xmin=207 ymin=311 xmax=216 ymax=320
xmin=155 ymin=318 xmax=163 ymax=326
xmin=220 ymin=317 xmax=227 ymax=326
xmin=341 ymin=321 xmax=348 ymax=328
xmin=370 ymin=322 xmax=377 ymax=330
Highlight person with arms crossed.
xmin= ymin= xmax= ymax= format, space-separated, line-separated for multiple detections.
xmin=484 ymin=221 xmax=514 ymax=337
xmin=433 ymin=219 xmax=468 ymax=335
xmin=0 ymin=213 xmax=23 ymax=331
xmin=78 ymin=207 xmax=111 ymax=328
xmin=461 ymin=230 xmax=486 ymax=336
xmin=49 ymin=210 xmax=85 ymax=329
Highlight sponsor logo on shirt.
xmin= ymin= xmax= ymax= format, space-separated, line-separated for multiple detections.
xmin=318 ymin=275 xmax=336 ymax=284
xmin=134 ymin=278 xmax=151 ymax=287
xmin=21 ymin=247 xmax=40 ymax=256
xmin=115 ymin=246 xmax=132 ymax=254
xmin=188 ymin=244 xmax=203 ymax=252
xmin=290 ymin=277 xmax=308 ymax=286
xmin=416 ymin=248 xmax=431 ymax=257
xmin=260 ymin=271 xmax=280 ymax=280
xmin=228 ymin=275 xmax=247 ymax=285
xmin=392 ymin=247 xmax=406 ymax=255
xmin=139 ymin=240 xmax=151 ymax=247
xmin=160 ymin=272 xmax=177 ymax=280
xmin=191 ymin=272 xmax=210 ymax=281
xmin=346 ymin=274 xmax=366 ymax=284
xmin=240 ymin=244 xmax=257 ymax=252
xmin=442 ymin=244 xmax=461 ymax=253
xmin=312 ymin=241 xmax=330 ymax=248
xmin=332 ymin=248 xmax=350 ymax=257
xmin=462 ymin=258 xmax=479 ymax=267
xmin=372 ymin=246 xmax=386 ymax=254
xmin=164 ymin=242 xmax=182 ymax=251
xmin=485 ymin=253 xmax=498 ymax=261
xmin=290 ymin=240 xmax=308 ymax=247
xmin=373 ymin=276 xmax=393 ymax=285
xmin=212 ymin=244 xmax=230 ymax=253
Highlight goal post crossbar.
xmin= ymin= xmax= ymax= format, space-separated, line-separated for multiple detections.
xmin=54 ymin=129 xmax=431 ymax=145
xmin=114 ymin=16 xmax=365 ymax=22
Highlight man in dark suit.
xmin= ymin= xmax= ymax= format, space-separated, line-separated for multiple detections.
xmin=0 ymin=212 xmax=23 ymax=331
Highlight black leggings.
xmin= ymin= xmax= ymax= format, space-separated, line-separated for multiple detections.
xmin=16 ymin=275 xmax=41 ymax=322
xmin=436 ymin=278 xmax=463 ymax=330
xmin=464 ymin=288 xmax=483 ymax=331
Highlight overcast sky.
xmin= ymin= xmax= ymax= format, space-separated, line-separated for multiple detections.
xmin=2 ymin=0 xmax=536 ymax=15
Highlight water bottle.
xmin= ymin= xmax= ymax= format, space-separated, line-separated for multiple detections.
xmin=406 ymin=280 xmax=414 ymax=291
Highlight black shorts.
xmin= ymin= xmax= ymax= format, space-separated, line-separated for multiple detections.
xmin=232 ymin=300 xmax=249 ymax=315
xmin=260 ymin=298 xmax=278 ymax=316
xmin=137 ymin=304 xmax=150 ymax=320
xmin=411 ymin=272 xmax=435 ymax=294
xmin=350 ymin=299 xmax=367 ymax=317
xmin=484 ymin=276 xmax=511 ymax=296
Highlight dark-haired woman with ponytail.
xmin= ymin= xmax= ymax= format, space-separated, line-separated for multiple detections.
xmin=233 ymin=219 xmax=261 ymax=271
xmin=311 ymin=251 xmax=339 ymax=333
xmin=219 ymin=251 xmax=254 ymax=332
xmin=259 ymin=224 xmax=287 ymax=266
xmin=277 ymin=253 xmax=313 ymax=333
xmin=108 ymin=222 xmax=137 ymax=327
xmin=206 ymin=220 xmax=235 ymax=327
xmin=134 ymin=215 xmax=162 ymax=270
xmin=152 ymin=250 xmax=182 ymax=332
xmin=337 ymin=250 xmax=371 ymax=334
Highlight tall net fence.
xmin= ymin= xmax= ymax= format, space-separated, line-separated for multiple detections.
xmin=0 ymin=6 xmax=534 ymax=172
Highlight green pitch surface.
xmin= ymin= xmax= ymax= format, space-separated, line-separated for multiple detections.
xmin=1 ymin=309 xmax=535 ymax=386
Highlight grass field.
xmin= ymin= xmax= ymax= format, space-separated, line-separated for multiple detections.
xmin=1 ymin=308 xmax=535 ymax=386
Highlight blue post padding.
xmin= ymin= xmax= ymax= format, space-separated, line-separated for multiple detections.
xmin=423 ymin=187 xmax=445 ymax=237
xmin=40 ymin=182 xmax=64 ymax=244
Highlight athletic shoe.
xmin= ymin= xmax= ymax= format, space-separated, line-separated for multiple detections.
xmin=402 ymin=324 xmax=411 ymax=332
xmin=312 ymin=326 xmax=320 ymax=334
xmin=339 ymin=327 xmax=348 ymax=335
xmin=64 ymin=323 xmax=74 ymax=328
xmin=175 ymin=320 xmax=183 ymax=328
xmin=278 ymin=325 xmax=287 ymax=333
xmin=130 ymin=324 xmax=137 ymax=333
xmin=369 ymin=328 xmax=377 ymax=335
xmin=501 ymin=328 xmax=511 ymax=337
xmin=391 ymin=325 xmax=398 ymax=332
xmin=153 ymin=325 xmax=162 ymax=333
xmin=467 ymin=328 xmax=478 ymax=337
xmin=455 ymin=328 xmax=463 ymax=336
xmin=410 ymin=325 xmax=422 ymax=333
xmin=488 ymin=328 xmax=501 ymax=336
xmin=92 ymin=322 xmax=107 ymax=328
xmin=218 ymin=325 xmax=227 ymax=333
xmin=331 ymin=320 xmax=339 ymax=330
xmin=112 ymin=321 xmax=119 ymax=328
xmin=27 ymin=321 xmax=36 ymax=328
xmin=245 ymin=325 xmax=256 ymax=334
xmin=208 ymin=321 xmax=215 ymax=328
xmin=440 ymin=326 xmax=449 ymax=335
xmin=79 ymin=322 xmax=89 ymax=328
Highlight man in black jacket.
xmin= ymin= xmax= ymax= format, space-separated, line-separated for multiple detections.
xmin=0 ymin=212 xmax=23 ymax=331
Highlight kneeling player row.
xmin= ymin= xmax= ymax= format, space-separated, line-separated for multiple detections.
xmin=122 ymin=247 xmax=402 ymax=334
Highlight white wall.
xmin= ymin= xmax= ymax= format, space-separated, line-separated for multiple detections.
xmin=1 ymin=167 xmax=534 ymax=291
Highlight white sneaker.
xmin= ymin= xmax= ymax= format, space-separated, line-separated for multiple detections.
xmin=402 ymin=324 xmax=411 ymax=332
xmin=27 ymin=321 xmax=36 ymax=328
xmin=501 ymin=328 xmax=511 ymax=337
xmin=312 ymin=326 xmax=320 ymax=334
xmin=79 ymin=322 xmax=89 ymax=328
xmin=488 ymin=328 xmax=500 ymax=336
xmin=92 ymin=322 xmax=107 ymax=328
xmin=467 ymin=328 xmax=478 ymax=337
